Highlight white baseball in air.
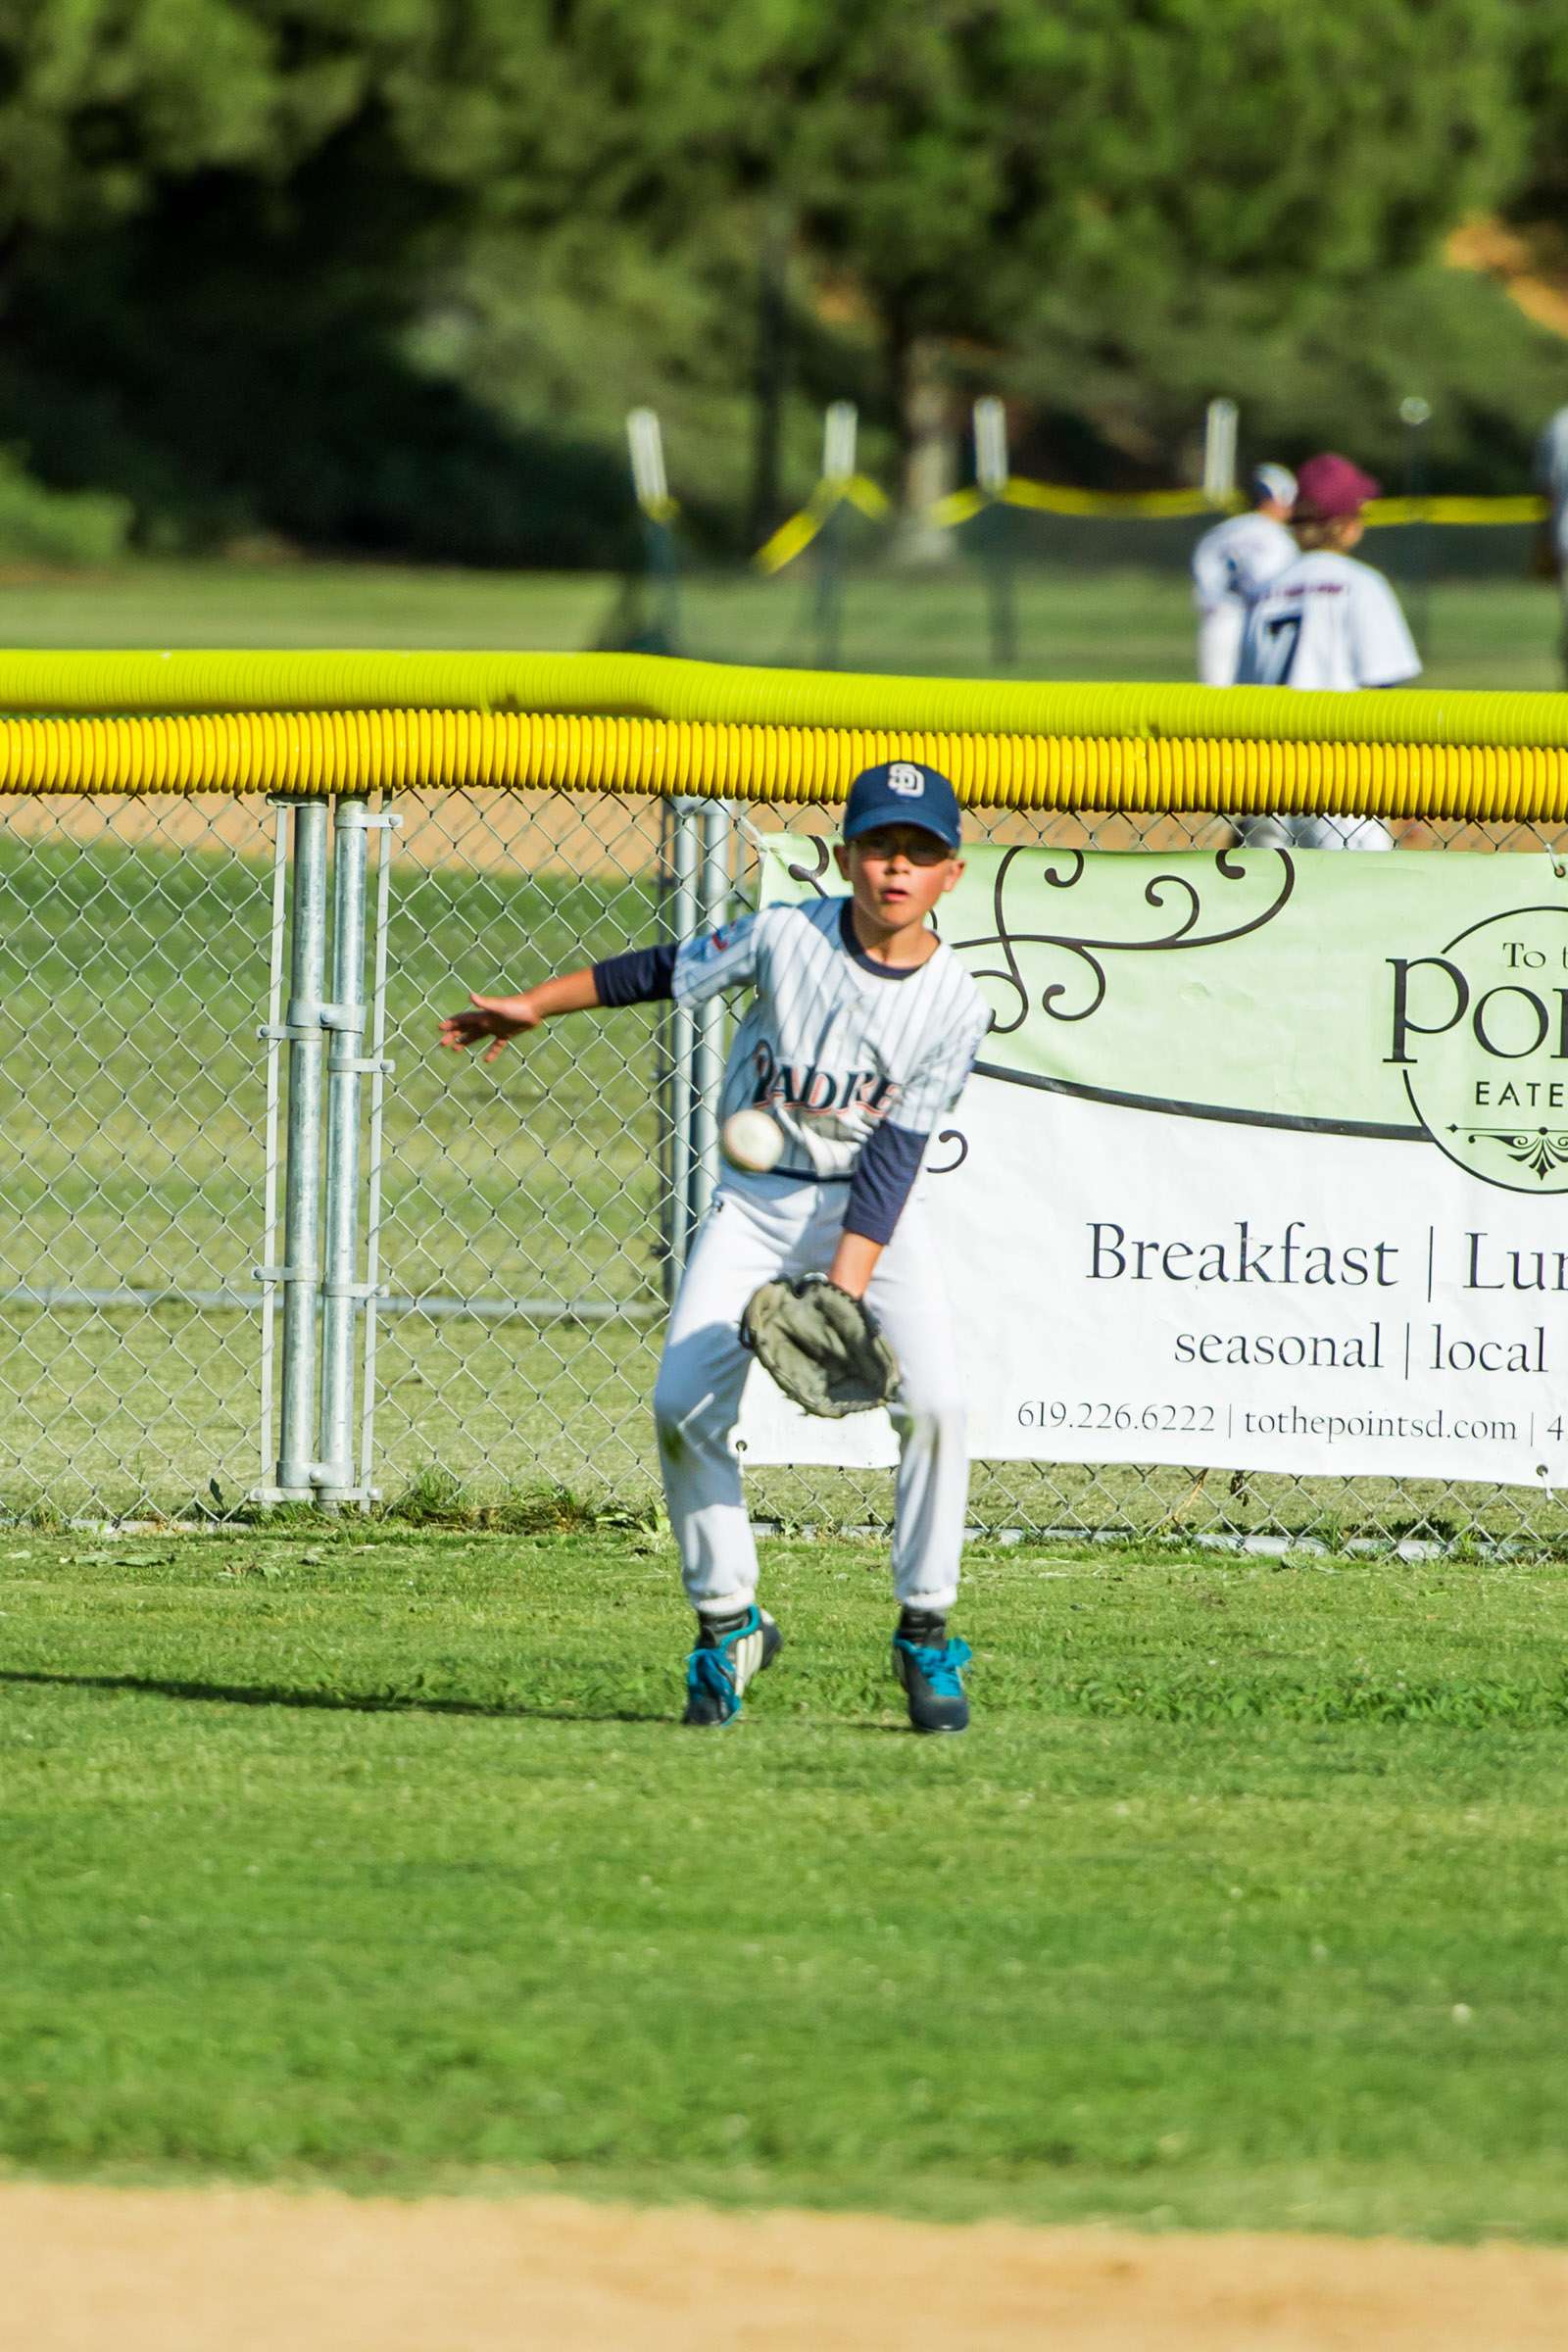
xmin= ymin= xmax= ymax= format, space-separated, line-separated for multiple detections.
xmin=720 ymin=1108 xmax=785 ymax=1174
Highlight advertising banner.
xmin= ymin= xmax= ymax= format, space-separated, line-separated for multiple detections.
xmin=737 ymin=841 xmax=1568 ymax=1491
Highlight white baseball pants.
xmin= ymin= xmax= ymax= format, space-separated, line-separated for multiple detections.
xmin=1197 ymin=603 xmax=1245 ymax=687
xmin=1233 ymin=811 xmax=1395 ymax=852
xmin=653 ymin=1175 xmax=968 ymax=1616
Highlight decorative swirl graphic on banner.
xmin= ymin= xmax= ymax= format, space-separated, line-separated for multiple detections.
xmin=952 ymin=846 xmax=1297 ymax=1038
xmin=786 ymin=838 xmax=834 ymax=893
xmin=774 ymin=833 xmax=1434 ymax=1144
xmin=1451 ymin=1125 xmax=1568 ymax=1182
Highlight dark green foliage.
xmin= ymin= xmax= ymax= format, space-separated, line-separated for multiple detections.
xmin=0 ymin=142 xmax=636 ymax=565
xmin=784 ymin=2 xmax=1522 ymax=336
xmin=1009 ymin=266 xmax=1568 ymax=497
xmin=0 ymin=2 xmax=1562 ymax=559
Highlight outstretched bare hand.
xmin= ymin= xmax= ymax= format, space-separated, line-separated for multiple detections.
xmin=437 ymin=992 xmax=542 ymax=1064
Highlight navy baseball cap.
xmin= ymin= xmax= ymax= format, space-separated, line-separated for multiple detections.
xmin=842 ymin=760 xmax=962 ymax=851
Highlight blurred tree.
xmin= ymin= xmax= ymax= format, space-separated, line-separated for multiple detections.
xmin=0 ymin=0 xmax=650 ymax=557
xmin=0 ymin=0 xmax=275 ymax=239
xmin=778 ymin=0 xmax=1529 ymax=477
xmin=480 ymin=0 xmax=1537 ymax=505
xmin=0 ymin=0 xmax=1553 ymax=559
xmin=1505 ymin=4 xmax=1568 ymax=221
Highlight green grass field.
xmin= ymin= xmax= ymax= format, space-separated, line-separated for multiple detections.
xmin=5 ymin=1523 xmax=1568 ymax=2239
xmin=0 ymin=549 xmax=1559 ymax=687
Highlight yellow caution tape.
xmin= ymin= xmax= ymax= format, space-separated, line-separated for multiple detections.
xmin=926 ymin=486 xmax=990 ymax=530
xmin=927 ymin=478 xmax=1550 ymax=529
xmin=753 ymin=506 xmax=824 ymax=574
xmin=840 ymin=474 xmax=890 ymax=520
xmin=1002 ymin=478 xmax=1222 ymax=519
xmin=1363 ymin=494 xmax=1547 ymax=527
xmin=753 ymin=474 xmax=891 ymax=572
xmin=929 ymin=479 xmax=1231 ymax=526
xmin=3 ymin=703 xmax=1568 ymax=824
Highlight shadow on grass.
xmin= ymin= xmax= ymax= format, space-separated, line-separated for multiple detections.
xmin=0 ymin=1668 xmax=665 ymax=1726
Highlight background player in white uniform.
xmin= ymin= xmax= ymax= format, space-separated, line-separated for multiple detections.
xmin=1190 ymin=462 xmax=1298 ymax=685
xmin=1236 ymin=451 xmax=1421 ymax=852
xmin=1533 ymin=404 xmax=1568 ymax=683
xmin=438 ymin=760 xmax=992 ymax=1735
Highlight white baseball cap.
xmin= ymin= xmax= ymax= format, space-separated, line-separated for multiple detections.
xmin=1251 ymin=462 xmax=1298 ymax=508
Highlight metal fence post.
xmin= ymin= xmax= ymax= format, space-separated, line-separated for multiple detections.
xmin=273 ymin=798 xmax=329 ymax=1498
xmin=664 ymin=799 xmax=702 ymax=1281
xmin=255 ymin=797 xmax=292 ymax=1494
xmin=317 ymin=796 xmax=374 ymax=1506
xmin=357 ymin=799 xmax=397 ymax=1504
xmin=688 ymin=801 xmax=732 ymax=1230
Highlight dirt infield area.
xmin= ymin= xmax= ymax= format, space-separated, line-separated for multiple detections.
xmin=7 ymin=2187 xmax=1568 ymax=2351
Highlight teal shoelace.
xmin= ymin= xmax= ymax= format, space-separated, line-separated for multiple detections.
xmin=899 ymin=1636 xmax=972 ymax=1693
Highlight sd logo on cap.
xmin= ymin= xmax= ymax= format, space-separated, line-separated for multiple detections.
xmin=842 ymin=760 xmax=962 ymax=850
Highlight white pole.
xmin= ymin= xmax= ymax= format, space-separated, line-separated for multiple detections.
xmin=1203 ymin=398 xmax=1239 ymax=503
xmin=626 ymin=408 xmax=669 ymax=513
xmin=822 ymin=400 xmax=858 ymax=483
xmin=973 ymin=396 xmax=1008 ymax=494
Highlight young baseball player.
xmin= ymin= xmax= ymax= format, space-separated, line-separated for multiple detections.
xmin=437 ymin=760 xmax=993 ymax=1735
xmin=1235 ymin=451 xmax=1421 ymax=851
xmin=1190 ymin=462 xmax=1298 ymax=685
xmin=1533 ymin=403 xmax=1568 ymax=684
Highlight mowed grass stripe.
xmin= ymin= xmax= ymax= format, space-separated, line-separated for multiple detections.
xmin=3 ymin=1532 xmax=1568 ymax=2238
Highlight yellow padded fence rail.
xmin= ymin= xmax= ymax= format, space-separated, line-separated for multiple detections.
xmin=10 ymin=651 xmax=1568 ymax=753
xmin=5 ymin=707 xmax=1568 ymax=824
xmin=6 ymin=655 xmax=1568 ymax=818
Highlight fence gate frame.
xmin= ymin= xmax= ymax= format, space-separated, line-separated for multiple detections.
xmin=253 ymin=793 xmax=397 ymax=1510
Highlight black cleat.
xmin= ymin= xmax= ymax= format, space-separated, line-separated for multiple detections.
xmin=891 ymin=1621 xmax=972 ymax=1735
xmin=682 ymin=1605 xmax=782 ymax=1727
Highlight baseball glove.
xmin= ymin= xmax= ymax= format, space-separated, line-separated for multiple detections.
xmin=741 ymin=1274 xmax=901 ymax=1419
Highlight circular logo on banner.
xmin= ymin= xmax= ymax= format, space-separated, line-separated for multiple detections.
xmin=1393 ymin=905 xmax=1568 ymax=1192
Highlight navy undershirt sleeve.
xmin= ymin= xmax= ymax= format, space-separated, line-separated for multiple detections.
xmin=843 ymin=1120 xmax=929 ymax=1247
xmin=592 ymin=941 xmax=678 ymax=1006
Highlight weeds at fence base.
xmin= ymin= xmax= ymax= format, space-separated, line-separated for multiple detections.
xmin=378 ymin=1466 xmax=665 ymax=1539
xmin=9 ymin=1480 xmax=1568 ymax=1577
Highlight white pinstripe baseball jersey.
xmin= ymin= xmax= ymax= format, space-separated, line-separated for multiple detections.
xmin=1190 ymin=511 xmax=1297 ymax=612
xmin=673 ymin=897 xmax=992 ymax=1178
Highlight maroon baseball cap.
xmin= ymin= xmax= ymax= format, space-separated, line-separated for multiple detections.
xmin=1293 ymin=452 xmax=1382 ymax=520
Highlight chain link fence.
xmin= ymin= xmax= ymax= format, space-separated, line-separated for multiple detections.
xmin=5 ymin=780 xmax=1568 ymax=1549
